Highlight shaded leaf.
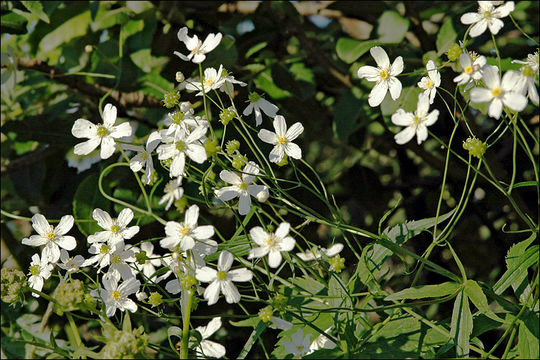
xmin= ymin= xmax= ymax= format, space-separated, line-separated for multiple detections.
xmin=39 ymin=11 xmax=91 ymax=53
xmin=518 ymin=312 xmax=539 ymax=359
xmin=493 ymin=243 xmax=538 ymax=295
xmin=464 ymin=280 xmax=504 ymax=322
xmin=436 ymin=17 xmax=457 ymax=55
xmin=73 ymin=172 xmax=111 ymax=237
xmin=336 ymin=38 xmax=382 ymax=64
xmin=21 ymin=1 xmax=50 ymax=23
xmin=450 ymin=291 xmax=473 ymax=358
xmin=377 ymin=11 xmax=409 ymax=43
xmin=385 ymin=282 xmax=460 ymax=301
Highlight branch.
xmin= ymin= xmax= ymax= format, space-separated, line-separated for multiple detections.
xmin=12 ymin=58 xmax=163 ymax=108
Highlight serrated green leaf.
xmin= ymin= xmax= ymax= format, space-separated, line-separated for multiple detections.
xmin=493 ymin=244 xmax=538 ymax=295
xmin=39 ymin=10 xmax=91 ymax=53
xmin=336 ymin=38 xmax=382 ymax=64
xmin=450 ymin=291 xmax=473 ymax=358
xmin=385 ymin=281 xmax=460 ymax=301
xmin=464 ymin=280 xmax=504 ymax=322
xmin=377 ymin=11 xmax=409 ymax=43
xmin=436 ymin=17 xmax=457 ymax=55
xmin=503 ymin=234 xmax=536 ymax=301
xmin=73 ymin=173 xmax=111 ymax=237
xmin=21 ymin=1 xmax=50 ymax=23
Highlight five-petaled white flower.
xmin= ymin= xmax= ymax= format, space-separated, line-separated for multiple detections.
xmin=248 ymin=222 xmax=296 ymax=268
xmin=22 ymin=214 xmax=76 ymax=263
xmin=454 ymin=53 xmax=487 ymax=90
xmin=512 ymin=51 xmax=539 ymax=75
xmin=160 ymin=204 xmax=215 ymax=251
xmin=185 ymin=65 xmax=226 ymax=95
xmin=215 ymin=161 xmax=269 ymax=216
xmin=258 ymin=115 xmax=304 ymax=163
xmin=157 ymin=126 xmax=208 ymax=178
xmin=174 ymin=27 xmax=222 ymax=64
xmin=461 ymin=1 xmax=515 ymax=38
xmin=283 ymin=328 xmax=312 ymax=357
xmin=194 ymin=317 xmax=227 ymax=358
xmin=357 ymin=46 xmax=403 ymax=107
xmin=27 ymin=253 xmax=53 ymax=297
xmin=296 ymin=243 xmax=343 ymax=262
xmin=513 ymin=52 xmax=540 ymax=106
xmin=195 ymin=250 xmax=253 ymax=305
xmin=470 ymin=65 xmax=528 ymax=119
xmin=88 ymin=208 xmax=140 ymax=247
xmin=133 ymin=242 xmax=162 ymax=280
xmin=72 ymin=103 xmax=133 ymax=159
xmin=391 ymin=92 xmax=440 ymax=145
xmin=58 ymin=249 xmax=85 ymax=274
xmin=159 ymin=178 xmax=184 ymax=211
xmin=219 ymin=70 xmax=247 ymax=96
xmin=122 ymin=131 xmax=161 ymax=184
xmin=243 ymin=92 xmax=279 ymax=126
xmin=418 ymin=60 xmax=441 ymax=104
xmin=92 ymin=274 xmax=140 ymax=317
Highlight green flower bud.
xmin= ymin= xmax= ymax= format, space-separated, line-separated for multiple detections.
xmin=181 ymin=274 xmax=197 ymax=290
xmin=463 ymin=137 xmax=487 ymax=158
xmin=232 ymin=154 xmax=248 ymax=170
xmin=225 ymin=140 xmax=240 ymax=155
xmin=1 ymin=268 xmax=26 ymax=305
xmin=258 ymin=306 xmax=273 ymax=322
xmin=174 ymin=197 xmax=188 ymax=213
xmin=100 ymin=326 xmax=149 ymax=359
xmin=521 ymin=65 xmax=535 ymax=77
xmin=163 ymin=90 xmax=181 ymax=109
xmin=447 ymin=43 xmax=462 ymax=62
xmin=54 ymin=280 xmax=85 ymax=313
xmin=219 ymin=107 xmax=236 ymax=125
xmin=135 ymin=251 xmax=147 ymax=265
xmin=148 ymin=292 xmax=163 ymax=308
xmin=328 ymin=255 xmax=345 ymax=273
xmin=204 ymin=137 xmax=220 ymax=157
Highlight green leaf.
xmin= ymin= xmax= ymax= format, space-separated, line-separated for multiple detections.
xmin=503 ymin=233 xmax=536 ymax=301
xmin=229 ymin=317 xmax=260 ymax=328
xmin=493 ymin=244 xmax=538 ymax=295
xmin=1 ymin=12 xmax=29 ymax=34
xmin=237 ymin=321 xmax=268 ymax=359
xmin=450 ymin=291 xmax=473 ymax=358
xmin=289 ymin=275 xmax=327 ymax=295
xmin=73 ymin=173 xmax=111 ymax=237
xmin=254 ymin=69 xmax=292 ymax=99
xmin=377 ymin=10 xmax=409 ymax=43
xmin=381 ymin=85 xmax=421 ymax=116
xmin=21 ymin=1 xmax=50 ymax=23
xmin=436 ymin=17 xmax=457 ymax=56
xmin=130 ymin=48 xmax=169 ymax=73
xmin=332 ymin=87 xmax=365 ymax=141
xmin=245 ymin=41 xmax=268 ymax=58
xmin=121 ymin=19 xmax=145 ymax=40
xmin=90 ymin=6 xmax=130 ymax=32
xmin=518 ymin=312 xmax=539 ymax=359
xmin=39 ymin=10 xmax=91 ymax=53
xmin=385 ymin=282 xmax=461 ymax=301
xmin=336 ymin=38 xmax=382 ymax=64
xmin=464 ymin=280 xmax=504 ymax=322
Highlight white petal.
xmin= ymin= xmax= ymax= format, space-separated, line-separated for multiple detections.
xmin=199 ymin=340 xmax=226 ymax=358
xmin=461 ymin=12 xmax=482 ymax=24
xmin=93 ymin=208 xmax=113 ymax=229
xmin=201 ymin=32 xmax=222 ymax=53
xmin=111 ymin=122 xmax=133 ymax=139
xmin=221 ymin=281 xmax=241 ymax=304
xmin=196 ymin=267 xmax=217 ymax=283
xmin=100 ymin=136 xmax=116 ymax=159
xmin=388 ymin=77 xmax=402 ymax=100
xmin=390 ymin=56 xmax=404 ymax=76
xmin=249 ymin=227 xmax=268 ymax=245
xmin=160 ymin=236 xmax=179 ymax=249
xmin=275 ymin=222 xmax=290 ymax=239
xmin=285 ymin=122 xmax=304 ymax=141
xmin=198 ymin=317 xmax=222 ymax=339
xmin=186 ymin=144 xmax=207 ymax=163
xmin=204 ymin=281 xmax=221 ymax=305
xmin=215 ymin=186 xmax=239 ymax=201
xmin=228 ymin=268 xmax=253 ymax=282
xmin=416 ymin=92 xmax=430 ymax=115
xmin=502 ymin=92 xmax=527 ymax=112
xmin=469 ymin=20 xmax=488 ymax=37
xmin=55 ymin=235 xmax=76 ymax=251
xmin=185 ymin=205 xmax=199 ymax=227
xmin=218 ymin=250 xmax=233 ymax=271
xmin=280 ymin=236 xmax=296 ymax=252
xmin=72 ymin=119 xmax=97 ymax=138
xmin=470 ymin=88 xmax=493 ymax=103
xmin=268 ymin=250 xmax=283 ymax=268
xmin=243 ymin=103 xmax=254 ymax=116
xmin=284 ymin=142 xmax=302 ymax=159
xmin=501 ymin=70 xmax=522 ymax=91
xmin=370 ymin=46 xmax=389 ymax=68
xmin=487 ymin=18 xmax=504 ymax=35
xmin=391 ymin=109 xmax=414 ymax=126
xmin=117 ymin=208 xmax=134 ymax=227
xmin=74 ymin=138 xmax=101 ymax=156
xmin=269 ymin=145 xmax=285 ymax=163
xmin=416 ymin=126 xmax=428 ymax=145
xmin=488 ymin=98 xmax=504 ymax=119
xmin=424 ymin=110 xmax=439 ymax=126
xmin=493 ymin=1 xmax=515 ymax=18
xmin=238 ymin=194 xmax=252 ymax=215
xmin=325 ymin=243 xmax=344 ymax=257
xmin=368 ymin=81 xmax=389 ymax=107
xmin=42 ymin=243 xmax=60 ymax=263
xmin=219 ymin=170 xmax=241 ymax=185
xmin=192 ymin=53 xmax=206 ymax=64
xmin=32 ymin=214 xmax=51 ymax=235
xmin=248 ymin=246 xmax=269 ymax=259
xmin=193 ymin=225 xmax=214 ymax=240
xmin=122 ymin=226 xmax=139 ymax=239
xmin=102 ymin=104 xmax=117 ymax=127
xmin=179 ymin=236 xmax=195 ymax=251
xmin=258 ymin=129 xmax=278 ymax=144
xmin=394 ymin=127 xmax=416 ymax=145
xmin=273 ymin=115 xmax=287 ymax=137
xmin=357 ymin=65 xmax=380 ymax=81
xmin=22 ymin=235 xmax=47 ymax=247
xmin=122 ymin=298 xmax=138 ymax=313
xmin=258 ymin=98 xmax=279 ymax=118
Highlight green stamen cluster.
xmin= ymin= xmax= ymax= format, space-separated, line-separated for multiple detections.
xmin=447 ymin=43 xmax=463 ymax=62
xmin=225 ymin=140 xmax=240 ymax=155
xmin=248 ymin=92 xmax=261 ymax=103
xmin=181 ymin=274 xmax=197 ymax=289
xmin=232 ymin=154 xmax=248 ymax=169
xmin=163 ymin=90 xmax=181 ymax=108
xmin=53 ymin=280 xmax=85 ymax=314
xmin=521 ymin=65 xmax=535 ymax=77
xmin=328 ymin=255 xmax=345 ymax=273
xmin=204 ymin=137 xmax=220 ymax=157
xmin=100 ymin=326 xmax=149 ymax=359
xmin=219 ymin=107 xmax=236 ymax=125
xmin=135 ymin=251 xmax=147 ymax=265
xmin=148 ymin=292 xmax=163 ymax=307
xmin=258 ymin=306 xmax=274 ymax=322
xmin=171 ymin=111 xmax=185 ymax=125
xmin=463 ymin=137 xmax=487 ymax=158
xmin=1 ymin=268 xmax=26 ymax=305
xmin=174 ymin=198 xmax=188 ymax=213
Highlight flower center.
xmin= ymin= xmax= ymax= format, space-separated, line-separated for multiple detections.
xmin=491 ymin=87 xmax=502 ymax=97
xmin=238 ymin=183 xmax=248 ymax=191
xmin=179 ymin=225 xmax=190 ymax=236
xmin=46 ymin=230 xmax=56 ymax=241
xmin=176 ymin=141 xmax=186 ymax=151
xmin=30 ymin=264 xmax=40 ymax=276
xmin=277 ymin=136 xmax=287 ymax=145
xmin=413 ymin=116 xmax=422 ymax=126
xmin=522 ymin=65 xmax=535 ymax=77
xmin=483 ymin=10 xmax=491 ymax=18
xmin=171 ymin=111 xmax=185 ymax=124
xmin=297 ymin=345 xmax=304 ymax=353
xmin=110 ymin=224 xmax=120 ymax=233
xmin=204 ymin=78 xmax=214 ymax=87
xmin=425 ymin=79 xmax=433 ymax=88
xmin=100 ymin=244 xmax=110 ymax=254
xmin=97 ymin=125 xmax=108 ymax=138
xmin=379 ymin=68 xmax=389 ymax=80
xmin=140 ymin=152 xmax=149 ymax=160
xmin=464 ymin=66 xmax=473 ymax=74
xmin=112 ymin=291 xmax=122 ymax=300
xmin=112 ymin=255 xmax=121 ymax=264
xmin=216 ymin=271 xmax=227 ymax=280
xmin=248 ymin=92 xmax=261 ymax=103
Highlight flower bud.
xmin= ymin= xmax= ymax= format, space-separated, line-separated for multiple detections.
xmin=163 ymin=90 xmax=181 ymax=108
xmin=328 ymin=255 xmax=345 ymax=273
xmin=258 ymin=306 xmax=273 ymax=322
xmin=204 ymin=137 xmax=220 ymax=157
xmin=232 ymin=154 xmax=248 ymax=170
xmin=148 ymin=292 xmax=163 ymax=307
xmin=136 ymin=291 xmax=148 ymax=301
xmin=447 ymin=43 xmax=462 ymax=62
xmin=225 ymin=140 xmax=240 ymax=155
xmin=54 ymin=280 xmax=85 ymax=313
xmin=175 ymin=71 xmax=185 ymax=83
xmin=256 ymin=187 xmax=269 ymax=202
xmin=1 ymin=268 xmax=26 ymax=305
xmin=463 ymin=137 xmax=487 ymax=158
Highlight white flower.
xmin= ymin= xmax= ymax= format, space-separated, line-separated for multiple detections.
xmin=27 ymin=253 xmax=53 ymax=297
xmin=418 ymin=60 xmax=441 ymax=104
xmin=92 ymin=274 xmax=140 ymax=317
xmin=84 ymin=242 xmax=114 ymax=268
xmin=283 ymin=328 xmax=312 ymax=357
xmin=174 ymin=27 xmax=222 ymax=64
xmin=454 ymin=53 xmax=487 ymax=89
xmin=470 ymin=65 xmax=528 ymax=119
xmin=195 ymin=250 xmax=253 ymax=305
xmin=357 ymin=46 xmax=403 ymax=107
xmin=512 ymin=52 xmax=540 ymax=106
xmin=57 ymin=249 xmax=85 ymax=274
xmin=258 ymin=115 xmax=304 ymax=163
xmin=160 ymin=205 xmax=215 ymax=251
xmin=22 ymin=214 xmax=76 ymax=263
xmin=296 ymin=243 xmax=343 ymax=262
xmin=66 ymin=148 xmax=102 ymax=173
xmin=106 ymin=245 xmax=137 ymax=280
xmin=219 ymin=70 xmax=247 ymax=96
xmin=88 ymin=208 xmax=140 ymax=247
xmin=392 ymin=92 xmax=440 ymax=145
xmin=133 ymin=242 xmax=162 ymax=280
xmin=308 ymin=327 xmax=336 ymax=354
xmin=72 ymin=103 xmax=133 ymax=159
xmin=460 ymin=1 xmax=515 ymax=38
xmin=157 ymin=125 xmax=208 ymax=178
xmin=185 ymin=65 xmax=226 ymax=95
xmin=243 ymin=92 xmax=279 ymax=126
xmin=194 ymin=317 xmax=226 ymax=358
xmin=248 ymin=222 xmax=296 ymax=268
xmin=215 ymin=161 xmax=268 ymax=216
xmin=159 ymin=178 xmax=184 ymax=211
xmin=512 ymin=51 xmax=539 ymax=75
xmin=122 ymin=131 xmax=161 ymax=184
